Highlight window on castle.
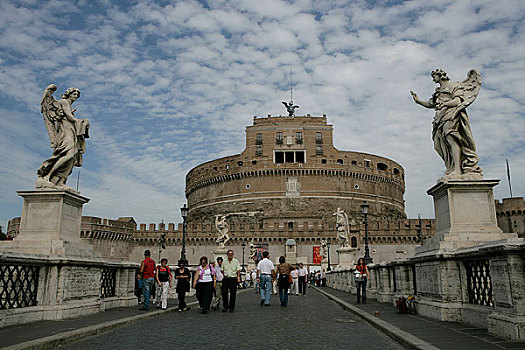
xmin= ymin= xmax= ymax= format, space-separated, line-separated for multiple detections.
xmin=316 ymin=146 xmax=323 ymax=155
xmin=274 ymin=151 xmax=305 ymax=164
xmin=316 ymin=132 xmax=323 ymax=143
xmin=276 ymin=132 xmax=283 ymax=144
xmin=296 ymin=151 xmax=305 ymax=163
xmin=365 ymin=160 xmax=370 ymax=168
xmin=288 ymin=222 xmax=294 ymax=230
xmin=256 ymin=146 xmax=263 ymax=156
xmin=256 ymin=133 xmax=263 ymax=144
xmin=337 ymin=159 xmax=343 ymax=165
xmin=377 ymin=163 xmax=388 ymax=171
xmin=296 ymin=132 xmax=303 ymax=144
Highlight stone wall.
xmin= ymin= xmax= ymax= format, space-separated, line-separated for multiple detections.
xmin=326 ymin=239 xmax=525 ymax=341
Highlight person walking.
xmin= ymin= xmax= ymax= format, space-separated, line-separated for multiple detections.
xmin=257 ymin=251 xmax=275 ymax=306
xmin=212 ymin=257 xmax=224 ymax=310
xmin=193 ymin=256 xmax=216 ymax=314
xmin=355 ymin=258 xmax=370 ymax=304
xmin=251 ymin=269 xmax=258 ymax=293
xmin=321 ymin=269 xmax=327 ymax=287
xmin=222 ymin=249 xmax=241 ymax=312
xmin=297 ymin=262 xmax=308 ymax=296
xmin=290 ymin=266 xmax=299 ymax=295
xmin=276 ymin=256 xmax=291 ymax=307
xmin=155 ymin=258 xmax=172 ymax=310
xmin=174 ymin=259 xmax=191 ymax=311
xmin=139 ymin=250 xmax=156 ymax=311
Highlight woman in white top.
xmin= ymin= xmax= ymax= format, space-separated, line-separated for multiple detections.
xmin=193 ymin=256 xmax=216 ymax=314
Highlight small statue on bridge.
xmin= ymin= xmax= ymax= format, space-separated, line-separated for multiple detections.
xmin=334 ymin=208 xmax=350 ymax=247
xmin=215 ymin=215 xmax=230 ymax=248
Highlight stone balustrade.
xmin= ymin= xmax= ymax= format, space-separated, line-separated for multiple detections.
xmin=326 ymin=239 xmax=525 ymax=340
xmin=0 ymin=252 xmax=138 ymax=328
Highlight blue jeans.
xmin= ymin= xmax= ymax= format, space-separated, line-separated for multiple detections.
xmin=260 ymin=275 xmax=272 ymax=305
xmin=142 ymin=278 xmax=154 ymax=309
xmin=279 ymin=287 xmax=289 ymax=306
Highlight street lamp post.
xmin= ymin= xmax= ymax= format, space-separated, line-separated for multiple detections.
xmin=179 ymin=204 xmax=189 ymax=266
xmin=241 ymin=242 xmax=246 ymax=272
xmin=361 ymin=202 xmax=373 ymax=265
xmin=416 ymin=213 xmax=423 ymax=244
xmin=326 ymin=240 xmax=331 ymax=271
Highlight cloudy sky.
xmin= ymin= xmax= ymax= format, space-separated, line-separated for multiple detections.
xmin=1 ymin=0 xmax=524 ymax=229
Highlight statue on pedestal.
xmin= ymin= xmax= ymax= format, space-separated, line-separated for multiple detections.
xmin=215 ymin=215 xmax=230 ymax=248
xmin=36 ymin=84 xmax=90 ymax=191
xmin=282 ymin=100 xmax=299 ymax=117
xmin=410 ymin=69 xmax=483 ymax=179
xmin=334 ymin=208 xmax=349 ymax=247
xmin=249 ymin=239 xmax=256 ymax=260
xmin=320 ymin=238 xmax=328 ymax=260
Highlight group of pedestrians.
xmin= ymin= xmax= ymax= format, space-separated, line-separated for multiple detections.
xmin=137 ymin=250 xmax=191 ymax=311
xmin=193 ymin=249 xmax=242 ymax=314
xmin=136 ymin=249 xmax=371 ymax=312
xmin=137 ymin=249 xmax=243 ymax=315
xmin=256 ymin=252 xmax=310 ymax=307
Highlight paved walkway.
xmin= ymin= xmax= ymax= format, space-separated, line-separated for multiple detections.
xmin=2 ymin=287 xmax=524 ymax=349
xmin=5 ymin=288 xmax=406 ymax=350
xmin=317 ymin=287 xmax=525 ymax=350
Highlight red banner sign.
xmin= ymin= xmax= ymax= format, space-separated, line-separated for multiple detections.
xmin=313 ymin=246 xmax=322 ymax=264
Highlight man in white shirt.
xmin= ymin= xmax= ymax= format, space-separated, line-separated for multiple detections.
xmin=257 ymin=251 xmax=275 ymax=306
xmin=298 ymin=262 xmax=308 ymax=296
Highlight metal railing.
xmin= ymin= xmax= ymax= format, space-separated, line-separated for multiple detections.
xmin=0 ymin=264 xmax=39 ymax=309
xmin=465 ymin=259 xmax=493 ymax=307
xmin=100 ymin=268 xmax=117 ymax=298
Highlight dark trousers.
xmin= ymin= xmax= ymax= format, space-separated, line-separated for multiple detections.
xmin=322 ymin=278 xmax=326 ymax=287
xmin=298 ymin=276 xmax=307 ymax=295
xmin=197 ymin=281 xmax=214 ymax=311
xmin=357 ymin=278 xmax=367 ymax=303
xmin=177 ymin=291 xmax=186 ymax=310
xmin=222 ymin=277 xmax=238 ymax=310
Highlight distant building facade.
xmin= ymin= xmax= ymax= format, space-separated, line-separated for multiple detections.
xmin=6 ymin=113 xmax=442 ymax=264
xmin=495 ymin=197 xmax=525 ymax=238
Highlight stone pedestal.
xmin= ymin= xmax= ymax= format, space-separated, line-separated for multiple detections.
xmin=213 ymin=246 xmax=228 ymax=262
xmin=417 ymin=179 xmax=515 ymax=255
xmin=4 ymin=190 xmax=99 ymax=258
xmin=336 ymin=246 xmax=358 ymax=268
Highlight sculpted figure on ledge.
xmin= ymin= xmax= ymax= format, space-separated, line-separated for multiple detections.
xmin=215 ymin=215 xmax=230 ymax=248
xmin=410 ymin=69 xmax=483 ymax=179
xmin=334 ymin=208 xmax=349 ymax=247
xmin=36 ymin=84 xmax=90 ymax=191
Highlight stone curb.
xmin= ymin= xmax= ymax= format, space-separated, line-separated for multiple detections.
xmin=4 ymin=289 xmax=253 ymax=350
xmin=313 ymin=287 xmax=440 ymax=350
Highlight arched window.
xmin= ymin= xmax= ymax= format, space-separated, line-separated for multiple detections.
xmin=351 ymin=236 xmax=357 ymax=248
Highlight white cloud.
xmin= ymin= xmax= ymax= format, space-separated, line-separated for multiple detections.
xmin=1 ymin=0 xmax=524 ymax=230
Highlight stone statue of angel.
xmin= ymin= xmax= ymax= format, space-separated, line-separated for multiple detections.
xmin=249 ymin=239 xmax=256 ymax=259
xmin=215 ymin=215 xmax=230 ymax=248
xmin=36 ymin=84 xmax=90 ymax=191
xmin=320 ymin=238 xmax=328 ymax=260
xmin=410 ymin=69 xmax=483 ymax=179
xmin=282 ymin=100 xmax=299 ymax=117
xmin=334 ymin=208 xmax=349 ymax=247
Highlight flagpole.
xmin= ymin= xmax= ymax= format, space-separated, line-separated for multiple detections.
xmin=506 ymin=158 xmax=513 ymax=198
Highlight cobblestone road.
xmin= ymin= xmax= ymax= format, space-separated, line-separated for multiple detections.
xmin=60 ymin=288 xmax=406 ymax=350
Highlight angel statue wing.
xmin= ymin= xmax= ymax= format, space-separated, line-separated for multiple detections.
xmin=457 ymin=69 xmax=482 ymax=110
xmin=40 ymin=84 xmax=60 ymax=148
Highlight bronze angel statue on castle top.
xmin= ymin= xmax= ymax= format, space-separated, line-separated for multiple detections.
xmin=36 ymin=84 xmax=89 ymax=191
xmin=411 ymin=69 xmax=483 ymax=179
